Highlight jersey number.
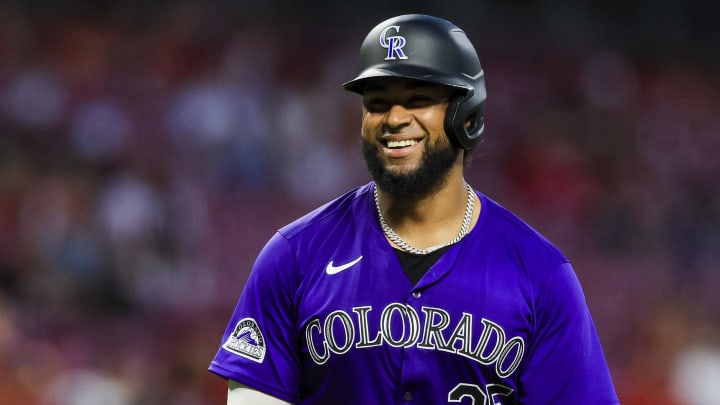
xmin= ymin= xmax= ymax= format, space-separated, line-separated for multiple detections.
xmin=448 ymin=383 xmax=513 ymax=405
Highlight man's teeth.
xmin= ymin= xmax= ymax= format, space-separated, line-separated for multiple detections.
xmin=387 ymin=139 xmax=418 ymax=148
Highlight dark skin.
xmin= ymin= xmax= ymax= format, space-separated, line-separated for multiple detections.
xmin=360 ymin=77 xmax=481 ymax=251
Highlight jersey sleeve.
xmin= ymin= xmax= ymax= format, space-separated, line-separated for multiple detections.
xmin=518 ymin=262 xmax=619 ymax=404
xmin=209 ymin=231 xmax=300 ymax=403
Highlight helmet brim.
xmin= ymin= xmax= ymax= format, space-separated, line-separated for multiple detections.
xmin=341 ymin=66 xmax=472 ymax=95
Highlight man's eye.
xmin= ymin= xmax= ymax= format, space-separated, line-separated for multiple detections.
xmin=406 ymin=96 xmax=435 ymax=108
xmin=364 ymin=100 xmax=390 ymax=112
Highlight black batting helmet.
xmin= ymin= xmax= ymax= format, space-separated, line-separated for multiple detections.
xmin=342 ymin=14 xmax=486 ymax=150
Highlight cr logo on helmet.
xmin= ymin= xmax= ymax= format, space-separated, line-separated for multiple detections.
xmin=379 ymin=25 xmax=408 ymax=61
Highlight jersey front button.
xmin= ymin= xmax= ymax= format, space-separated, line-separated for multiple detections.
xmin=403 ymin=391 xmax=413 ymax=401
xmin=412 ymin=291 xmax=422 ymax=299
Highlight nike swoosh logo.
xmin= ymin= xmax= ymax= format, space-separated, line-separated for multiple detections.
xmin=325 ymin=256 xmax=363 ymax=275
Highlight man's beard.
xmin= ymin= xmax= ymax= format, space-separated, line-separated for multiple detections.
xmin=362 ymin=136 xmax=460 ymax=199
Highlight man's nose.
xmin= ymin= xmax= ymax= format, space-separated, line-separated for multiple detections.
xmin=383 ymin=103 xmax=412 ymax=130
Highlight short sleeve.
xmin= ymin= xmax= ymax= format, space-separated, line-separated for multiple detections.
xmin=208 ymin=232 xmax=300 ymax=403
xmin=518 ymin=262 xmax=619 ymax=404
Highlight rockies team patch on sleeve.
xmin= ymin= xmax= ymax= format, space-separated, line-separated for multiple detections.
xmin=222 ymin=317 xmax=266 ymax=363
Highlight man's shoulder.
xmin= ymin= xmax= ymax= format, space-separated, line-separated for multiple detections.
xmin=278 ymin=183 xmax=373 ymax=240
xmin=479 ymin=194 xmax=567 ymax=262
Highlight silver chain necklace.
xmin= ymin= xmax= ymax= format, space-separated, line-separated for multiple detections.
xmin=374 ymin=183 xmax=475 ymax=255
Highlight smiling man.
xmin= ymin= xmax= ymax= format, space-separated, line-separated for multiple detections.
xmin=209 ymin=14 xmax=619 ymax=404
xmin=361 ymin=79 xmax=462 ymax=199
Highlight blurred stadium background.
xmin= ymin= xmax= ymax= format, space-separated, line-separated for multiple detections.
xmin=0 ymin=0 xmax=719 ymax=403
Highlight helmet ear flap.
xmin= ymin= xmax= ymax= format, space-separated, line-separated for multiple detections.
xmin=445 ymin=92 xmax=485 ymax=150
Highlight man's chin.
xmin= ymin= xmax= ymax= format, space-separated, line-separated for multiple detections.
xmin=382 ymin=162 xmax=420 ymax=177
xmin=362 ymin=137 xmax=458 ymax=198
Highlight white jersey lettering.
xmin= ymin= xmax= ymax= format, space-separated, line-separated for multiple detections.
xmin=305 ymin=303 xmax=525 ymax=378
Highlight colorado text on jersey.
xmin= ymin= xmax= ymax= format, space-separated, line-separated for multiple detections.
xmin=304 ymin=302 xmax=525 ymax=379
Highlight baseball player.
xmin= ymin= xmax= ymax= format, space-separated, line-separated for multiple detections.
xmin=209 ymin=14 xmax=619 ymax=404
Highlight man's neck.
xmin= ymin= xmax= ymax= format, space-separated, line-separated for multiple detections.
xmin=376 ymin=173 xmax=477 ymax=251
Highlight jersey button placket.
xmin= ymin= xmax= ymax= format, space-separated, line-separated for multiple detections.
xmin=402 ymin=290 xmax=422 ymax=404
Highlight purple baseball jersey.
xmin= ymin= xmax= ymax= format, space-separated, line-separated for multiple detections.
xmin=209 ymin=183 xmax=619 ymax=404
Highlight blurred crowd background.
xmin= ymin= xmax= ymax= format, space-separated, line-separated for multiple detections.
xmin=1 ymin=0 xmax=719 ymax=403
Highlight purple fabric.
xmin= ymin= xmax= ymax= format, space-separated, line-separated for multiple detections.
xmin=209 ymin=182 xmax=619 ymax=404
